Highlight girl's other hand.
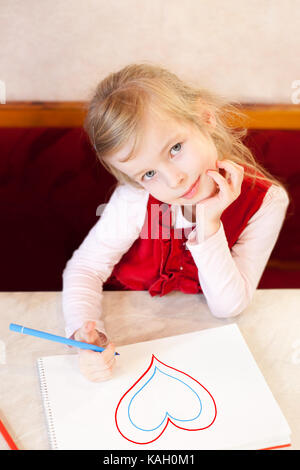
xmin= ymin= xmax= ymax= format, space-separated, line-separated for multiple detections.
xmin=74 ymin=321 xmax=116 ymax=382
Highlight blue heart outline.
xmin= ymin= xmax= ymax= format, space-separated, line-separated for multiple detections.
xmin=128 ymin=366 xmax=202 ymax=431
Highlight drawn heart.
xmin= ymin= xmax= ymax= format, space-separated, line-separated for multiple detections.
xmin=115 ymin=355 xmax=217 ymax=445
xmin=127 ymin=365 xmax=203 ymax=431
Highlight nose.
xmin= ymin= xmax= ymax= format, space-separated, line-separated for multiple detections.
xmin=166 ymin=168 xmax=186 ymax=189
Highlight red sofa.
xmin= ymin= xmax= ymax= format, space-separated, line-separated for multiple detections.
xmin=0 ymin=126 xmax=299 ymax=291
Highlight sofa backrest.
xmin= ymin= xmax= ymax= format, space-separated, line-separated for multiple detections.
xmin=0 ymin=103 xmax=299 ymax=291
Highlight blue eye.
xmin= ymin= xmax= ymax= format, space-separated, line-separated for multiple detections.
xmin=141 ymin=142 xmax=183 ymax=181
xmin=170 ymin=142 xmax=182 ymax=155
xmin=143 ymin=170 xmax=156 ymax=180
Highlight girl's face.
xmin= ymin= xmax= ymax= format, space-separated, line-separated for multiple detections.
xmin=108 ymin=108 xmax=219 ymax=206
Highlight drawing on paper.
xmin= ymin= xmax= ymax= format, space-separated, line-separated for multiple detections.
xmin=115 ymin=355 xmax=217 ymax=444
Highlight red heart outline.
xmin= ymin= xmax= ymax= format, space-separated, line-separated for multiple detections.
xmin=115 ymin=354 xmax=217 ymax=444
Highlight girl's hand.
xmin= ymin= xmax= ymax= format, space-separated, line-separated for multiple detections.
xmin=74 ymin=321 xmax=116 ymax=382
xmin=196 ymin=159 xmax=245 ymax=224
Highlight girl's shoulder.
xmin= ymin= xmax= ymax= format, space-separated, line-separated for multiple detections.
xmin=94 ymin=183 xmax=149 ymax=234
xmin=263 ymin=183 xmax=290 ymax=207
xmin=111 ymin=183 xmax=149 ymax=202
xmin=104 ymin=184 xmax=150 ymax=219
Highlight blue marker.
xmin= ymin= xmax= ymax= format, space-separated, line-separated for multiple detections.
xmin=9 ymin=323 xmax=120 ymax=355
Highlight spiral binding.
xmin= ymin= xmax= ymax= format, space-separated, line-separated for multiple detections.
xmin=37 ymin=358 xmax=58 ymax=450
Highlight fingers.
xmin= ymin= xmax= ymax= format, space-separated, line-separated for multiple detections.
xmin=100 ymin=342 xmax=116 ymax=362
xmin=80 ymin=343 xmax=116 ymax=369
xmin=74 ymin=321 xmax=107 ymax=347
xmin=206 ymin=168 xmax=227 ymax=191
xmin=79 ymin=349 xmax=116 ymax=370
xmin=79 ymin=353 xmax=115 ymax=382
xmin=97 ymin=331 xmax=109 ymax=347
xmin=78 ymin=342 xmax=117 ymax=383
xmin=74 ymin=320 xmax=95 ymax=342
xmin=82 ymin=321 xmax=96 ymax=343
xmin=79 ymin=353 xmax=116 ymax=382
xmin=216 ymin=160 xmax=244 ymax=189
xmin=74 ymin=322 xmax=117 ymax=382
xmin=207 ymin=160 xmax=244 ymax=195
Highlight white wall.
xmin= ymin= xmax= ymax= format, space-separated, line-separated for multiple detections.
xmin=0 ymin=0 xmax=299 ymax=103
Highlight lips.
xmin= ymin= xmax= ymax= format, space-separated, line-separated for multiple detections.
xmin=180 ymin=175 xmax=201 ymax=199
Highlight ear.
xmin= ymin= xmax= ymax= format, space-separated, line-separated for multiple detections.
xmin=202 ymin=109 xmax=217 ymax=128
xmin=194 ymin=99 xmax=217 ymax=129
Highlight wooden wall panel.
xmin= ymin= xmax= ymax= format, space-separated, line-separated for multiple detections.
xmin=0 ymin=102 xmax=299 ymax=129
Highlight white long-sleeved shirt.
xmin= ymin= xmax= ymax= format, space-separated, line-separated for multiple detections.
xmin=62 ymin=182 xmax=290 ymax=340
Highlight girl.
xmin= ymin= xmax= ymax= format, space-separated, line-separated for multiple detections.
xmin=62 ymin=62 xmax=290 ymax=382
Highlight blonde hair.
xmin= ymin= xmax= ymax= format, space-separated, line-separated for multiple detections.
xmin=84 ymin=62 xmax=289 ymax=197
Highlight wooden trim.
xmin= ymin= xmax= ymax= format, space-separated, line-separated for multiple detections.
xmin=0 ymin=101 xmax=87 ymax=127
xmin=238 ymin=104 xmax=300 ymax=130
xmin=0 ymin=101 xmax=299 ymax=129
xmin=267 ymin=259 xmax=300 ymax=270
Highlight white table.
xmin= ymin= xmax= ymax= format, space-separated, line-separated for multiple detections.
xmin=0 ymin=289 xmax=299 ymax=450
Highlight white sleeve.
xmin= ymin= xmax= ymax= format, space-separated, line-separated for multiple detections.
xmin=62 ymin=184 xmax=149 ymax=339
xmin=185 ymin=184 xmax=290 ymax=318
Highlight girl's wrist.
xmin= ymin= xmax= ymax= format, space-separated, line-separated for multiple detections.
xmin=196 ymin=218 xmax=221 ymax=243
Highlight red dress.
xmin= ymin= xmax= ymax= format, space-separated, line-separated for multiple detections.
xmin=104 ymin=166 xmax=272 ymax=297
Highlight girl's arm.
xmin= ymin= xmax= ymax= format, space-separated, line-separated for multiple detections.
xmin=185 ymin=184 xmax=290 ymax=318
xmin=62 ymin=184 xmax=149 ymax=340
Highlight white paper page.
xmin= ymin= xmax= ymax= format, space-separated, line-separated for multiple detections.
xmin=37 ymin=324 xmax=291 ymax=450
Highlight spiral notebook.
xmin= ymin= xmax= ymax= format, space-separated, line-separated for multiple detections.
xmin=37 ymin=324 xmax=291 ymax=450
